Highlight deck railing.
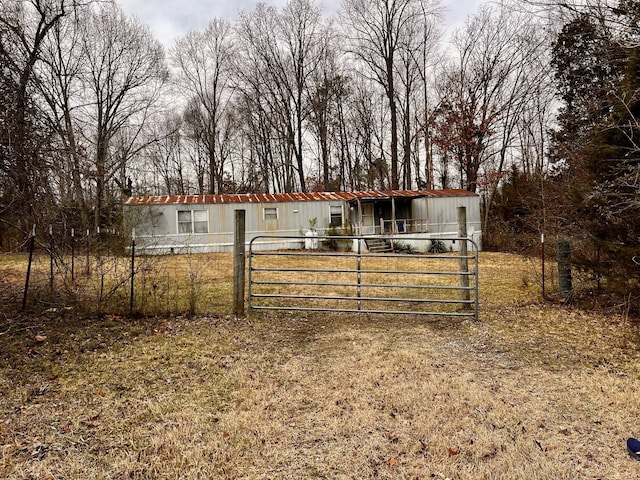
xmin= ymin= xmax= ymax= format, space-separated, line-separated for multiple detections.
xmin=380 ymin=218 xmax=428 ymax=234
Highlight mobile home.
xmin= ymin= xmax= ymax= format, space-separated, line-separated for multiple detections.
xmin=124 ymin=189 xmax=481 ymax=254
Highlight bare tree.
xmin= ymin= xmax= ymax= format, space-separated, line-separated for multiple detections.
xmin=350 ymin=78 xmax=389 ymax=189
xmin=432 ymin=7 xmax=546 ymax=189
xmin=332 ymin=74 xmax=357 ymax=190
xmin=0 ymin=0 xmax=74 ymax=231
xmin=234 ymin=87 xmax=279 ymax=193
xmin=516 ymin=75 xmax=555 ymax=177
xmin=395 ymin=5 xmax=441 ymax=189
xmin=280 ymin=0 xmax=327 ymax=191
xmin=341 ymin=0 xmax=441 ymax=190
xmin=236 ymin=0 xmax=326 ymax=193
xmin=143 ymin=115 xmax=188 ymax=195
xmin=37 ymin=7 xmax=87 ymax=218
xmin=307 ymin=43 xmax=351 ymax=191
xmin=77 ymin=2 xmax=167 ymax=230
xmin=236 ymin=4 xmax=292 ymax=192
xmin=430 ymin=5 xmax=555 ymax=239
xmin=171 ymin=18 xmax=235 ymax=194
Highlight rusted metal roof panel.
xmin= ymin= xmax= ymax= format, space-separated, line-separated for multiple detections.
xmin=124 ymin=189 xmax=477 ymax=205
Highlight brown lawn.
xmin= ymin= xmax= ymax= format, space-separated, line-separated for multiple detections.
xmin=1 ymin=252 xmax=640 ymax=479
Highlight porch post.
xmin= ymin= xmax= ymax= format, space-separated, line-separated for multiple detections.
xmin=357 ymin=198 xmax=363 ymax=235
xmin=391 ymin=197 xmax=397 ymax=234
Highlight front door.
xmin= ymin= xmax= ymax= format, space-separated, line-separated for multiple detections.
xmin=361 ymin=203 xmax=375 ymax=234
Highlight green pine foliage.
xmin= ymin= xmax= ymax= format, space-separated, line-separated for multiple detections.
xmin=490 ymin=4 xmax=640 ymax=298
xmin=548 ymin=5 xmax=640 ymax=293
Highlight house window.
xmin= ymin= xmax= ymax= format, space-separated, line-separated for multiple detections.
xmin=177 ymin=210 xmax=192 ymax=234
xmin=193 ymin=210 xmax=208 ymax=233
xmin=330 ymin=205 xmax=343 ymax=227
xmin=264 ymin=207 xmax=278 ymax=220
xmin=177 ymin=210 xmax=208 ymax=234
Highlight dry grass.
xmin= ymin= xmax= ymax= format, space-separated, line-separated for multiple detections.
xmin=1 ymin=252 xmax=640 ymax=479
xmin=0 ymin=251 xmax=234 ymax=316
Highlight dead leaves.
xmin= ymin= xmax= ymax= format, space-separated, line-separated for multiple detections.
xmin=535 ymin=438 xmax=558 ymax=452
xmin=447 ymin=446 xmax=461 ymax=456
xmin=80 ymin=412 xmax=101 ymax=429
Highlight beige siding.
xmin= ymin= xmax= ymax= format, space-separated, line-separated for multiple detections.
xmin=127 ymin=193 xmax=482 ymax=254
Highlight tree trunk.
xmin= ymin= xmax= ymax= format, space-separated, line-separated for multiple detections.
xmin=403 ymin=95 xmax=412 ymax=190
xmin=388 ymin=88 xmax=399 ymax=190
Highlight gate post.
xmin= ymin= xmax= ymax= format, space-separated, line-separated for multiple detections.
xmin=233 ymin=210 xmax=246 ymax=317
xmin=458 ymin=206 xmax=470 ymax=303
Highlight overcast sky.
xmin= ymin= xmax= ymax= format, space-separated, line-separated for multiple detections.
xmin=118 ymin=0 xmax=490 ymax=47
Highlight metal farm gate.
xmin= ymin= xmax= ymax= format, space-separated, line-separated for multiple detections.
xmin=248 ymin=235 xmax=479 ymax=320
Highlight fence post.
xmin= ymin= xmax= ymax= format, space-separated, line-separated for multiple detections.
xmin=130 ymin=229 xmax=136 ymax=316
xmin=71 ymin=228 xmax=75 ymax=282
xmin=541 ymin=233 xmax=545 ymax=299
xmin=49 ymin=225 xmax=54 ymax=297
xmin=357 ymin=237 xmax=362 ymax=310
xmin=458 ymin=206 xmax=470 ymax=303
xmin=22 ymin=225 xmax=36 ymax=312
xmin=86 ymin=229 xmax=90 ymax=276
xmin=233 ymin=210 xmax=246 ymax=317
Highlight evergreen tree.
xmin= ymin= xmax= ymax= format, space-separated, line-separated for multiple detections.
xmin=550 ymin=4 xmax=640 ymax=291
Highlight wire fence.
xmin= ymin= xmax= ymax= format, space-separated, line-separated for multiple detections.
xmin=1 ymin=227 xmax=233 ymax=317
xmin=6 ymin=223 xmax=605 ymax=322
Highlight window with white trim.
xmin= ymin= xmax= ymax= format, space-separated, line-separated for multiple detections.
xmin=193 ymin=210 xmax=208 ymax=233
xmin=330 ymin=205 xmax=343 ymax=227
xmin=264 ymin=207 xmax=278 ymax=220
xmin=177 ymin=210 xmax=209 ymax=234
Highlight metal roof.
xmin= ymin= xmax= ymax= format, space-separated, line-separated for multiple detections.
xmin=124 ymin=189 xmax=477 ymax=206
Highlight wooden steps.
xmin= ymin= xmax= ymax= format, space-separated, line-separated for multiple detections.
xmin=365 ymin=238 xmax=392 ymax=253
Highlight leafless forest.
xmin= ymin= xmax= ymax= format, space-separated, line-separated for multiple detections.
xmin=2 ymin=0 xmax=640 ymax=294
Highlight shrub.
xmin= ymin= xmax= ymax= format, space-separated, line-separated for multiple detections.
xmin=428 ymin=239 xmax=448 ymax=254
